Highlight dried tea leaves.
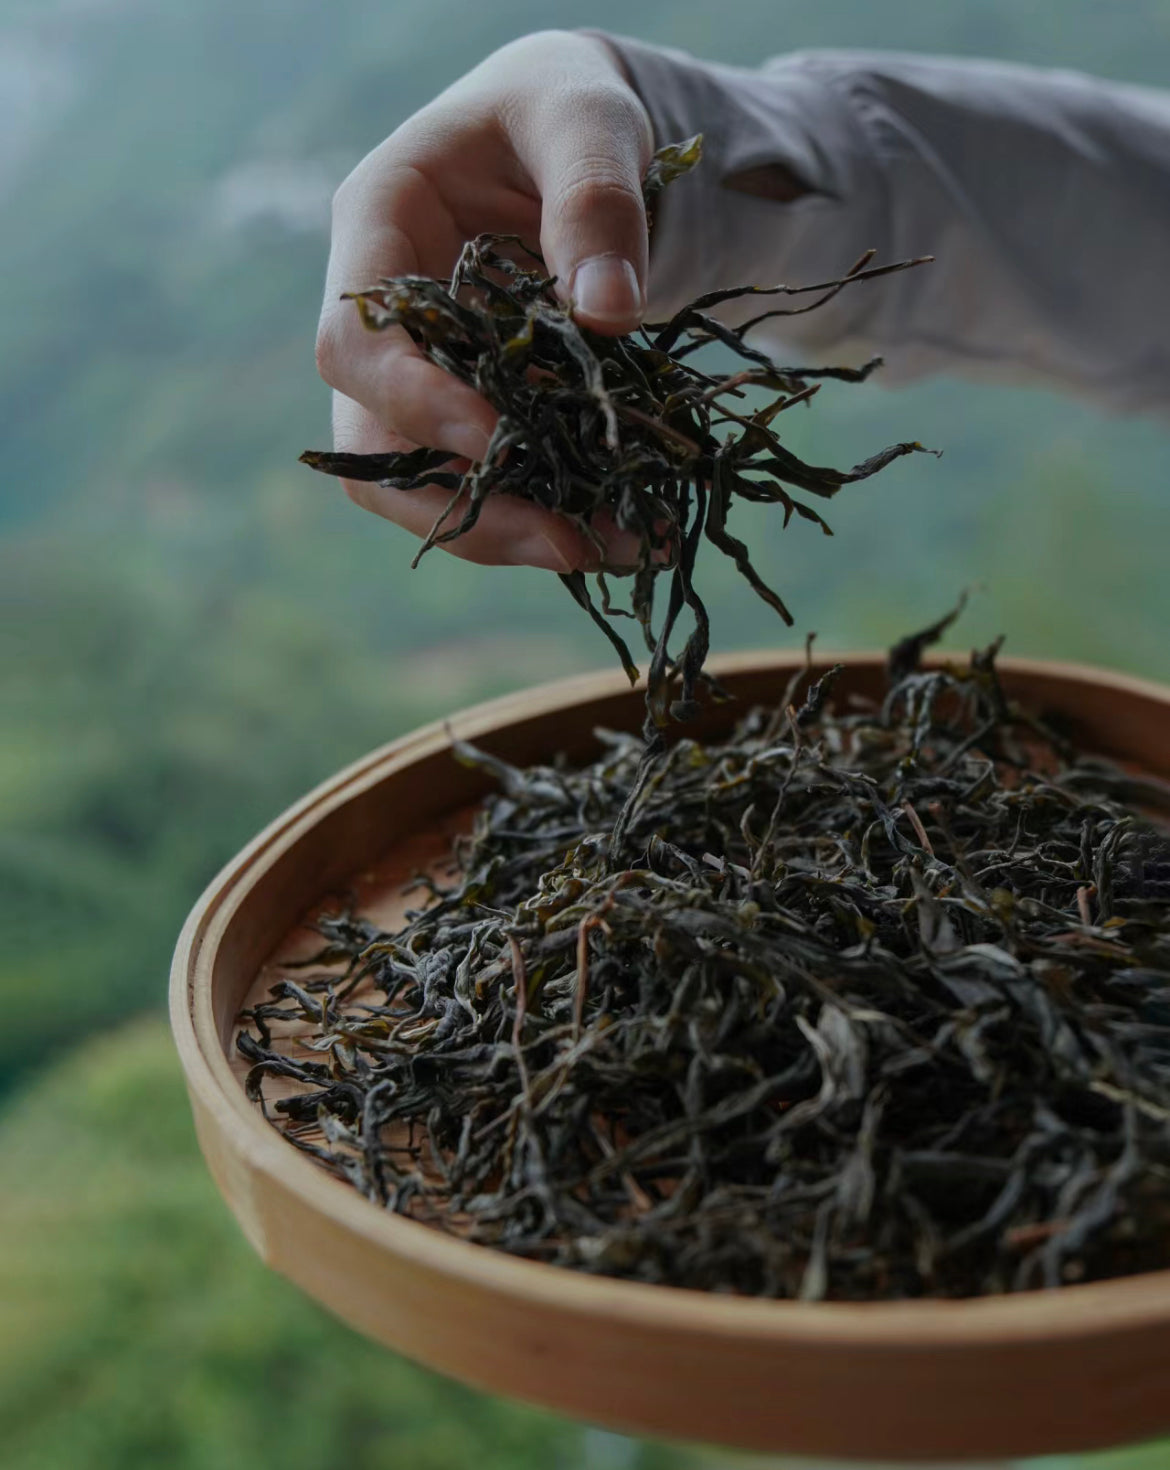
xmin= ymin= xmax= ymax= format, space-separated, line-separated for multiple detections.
xmin=301 ymin=137 xmax=935 ymax=737
xmin=239 ymin=626 xmax=1170 ymax=1300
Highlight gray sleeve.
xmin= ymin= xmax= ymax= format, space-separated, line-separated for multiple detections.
xmin=595 ymin=33 xmax=1170 ymax=416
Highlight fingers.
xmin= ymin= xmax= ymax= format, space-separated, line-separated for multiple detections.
xmin=316 ymin=159 xmax=499 ymax=464
xmin=331 ymin=393 xmax=644 ymax=571
xmin=321 ymin=329 xmax=495 ymax=467
xmin=316 ymin=30 xmax=654 ymax=462
xmin=314 ymin=31 xmax=658 ymax=571
xmin=502 ymin=37 xmax=654 ymax=334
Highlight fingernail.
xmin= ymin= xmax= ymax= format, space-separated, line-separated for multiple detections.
xmin=515 ymin=531 xmax=576 ymax=574
xmin=570 ymin=255 xmax=643 ymax=325
xmin=438 ymin=421 xmax=491 ymax=464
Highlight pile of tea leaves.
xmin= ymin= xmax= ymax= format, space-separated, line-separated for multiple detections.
xmin=301 ymin=136 xmax=934 ymax=750
xmin=239 ymin=615 xmax=1170 ymax=1300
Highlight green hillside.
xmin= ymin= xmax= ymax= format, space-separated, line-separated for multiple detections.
xmin=0 ymin=1016 xmax=698 ymax=1469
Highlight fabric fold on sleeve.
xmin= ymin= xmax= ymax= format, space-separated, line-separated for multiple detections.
xmin=592 ymin=31 xmax=1170 ymax=416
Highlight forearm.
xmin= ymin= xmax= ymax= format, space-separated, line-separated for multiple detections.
xmin=594 ymin=33 xmax=1170 ymax=415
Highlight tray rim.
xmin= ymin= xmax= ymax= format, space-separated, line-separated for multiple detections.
xmin=170 ymin=649 xmax=1170 ymax=1348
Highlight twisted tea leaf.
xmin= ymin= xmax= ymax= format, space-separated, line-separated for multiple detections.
xmin=240 ymin=624 xmax=1170 ymax=1300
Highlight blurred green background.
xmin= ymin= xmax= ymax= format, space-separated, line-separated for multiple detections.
xmin=3 ymin=1 xmax=1170 ymax=1466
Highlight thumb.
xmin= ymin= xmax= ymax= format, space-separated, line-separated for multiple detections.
xmin=518 ymin=78 xmax=653 ymax=334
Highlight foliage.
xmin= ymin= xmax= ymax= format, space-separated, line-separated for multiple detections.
xmin=0 ymin=537 xmax=589 ymax=1096
xmin=0 ymin=1017 xmax=697 ymax=1470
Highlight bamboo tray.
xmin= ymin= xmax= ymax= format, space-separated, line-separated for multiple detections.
xmin=170 ymin=652 xmax=1170 ymax=1463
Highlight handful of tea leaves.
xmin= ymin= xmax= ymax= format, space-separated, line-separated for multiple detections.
xmin=302 ymin=137 xmax=933 ymax=736
xmin=239 ymin=620 xmax=1170 ymax=1300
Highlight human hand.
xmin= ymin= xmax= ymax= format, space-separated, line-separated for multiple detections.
xmin=314 ymin=30 xmax=654 ymax=572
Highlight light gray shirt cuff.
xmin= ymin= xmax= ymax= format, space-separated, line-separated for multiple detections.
xmin=595 ymin=33 xmax=1170 ymax=416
